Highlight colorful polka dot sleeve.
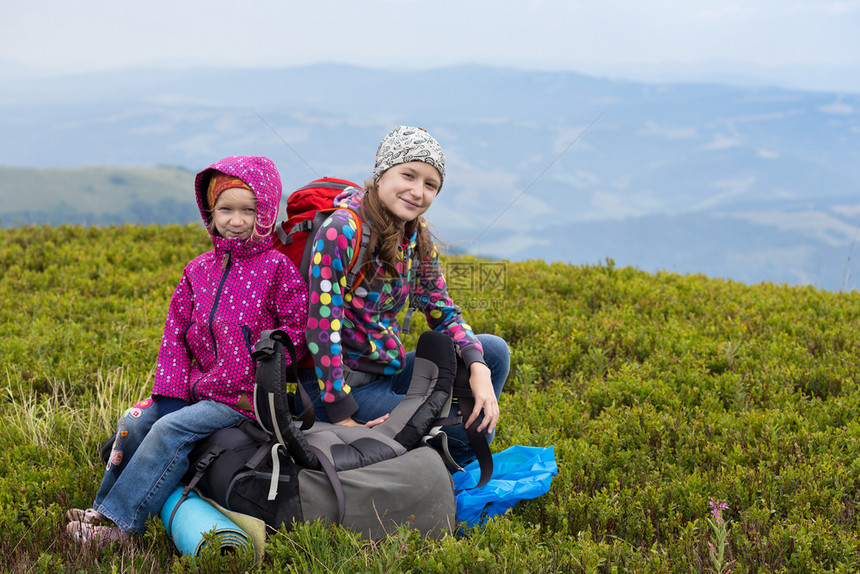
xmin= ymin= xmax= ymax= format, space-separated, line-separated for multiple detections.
xmin=413 ymin=243 xmax=485 ymax=367
xmin=306 ymin=190 xmax=484 ymax=422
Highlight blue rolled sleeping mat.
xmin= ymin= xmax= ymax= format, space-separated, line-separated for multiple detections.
xmin=160 ymin=485 xmax=260 ymax=558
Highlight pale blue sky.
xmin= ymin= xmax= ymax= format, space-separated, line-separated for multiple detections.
xmin=3 ymin=0 xmax=860 ymax=91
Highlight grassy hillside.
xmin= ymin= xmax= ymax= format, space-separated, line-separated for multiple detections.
xmin=0 ymin=166 xmax=195 ymax=226
xmin=2 ymin=224 xmax=859 ymax=573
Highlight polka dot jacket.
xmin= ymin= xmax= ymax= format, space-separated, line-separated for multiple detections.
xmin=306 ymin=187 xmax=484 ymax=422
xmin=151 ymin=156 xmax=309 ymax=419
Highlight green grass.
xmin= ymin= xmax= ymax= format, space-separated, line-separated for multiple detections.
xmin=2 ymin=224 xmax=860 ymax=573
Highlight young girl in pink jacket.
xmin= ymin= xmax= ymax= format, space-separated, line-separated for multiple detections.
xmin=66 ymin=156 xmax=308 ymax=547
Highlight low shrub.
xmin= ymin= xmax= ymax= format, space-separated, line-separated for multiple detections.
xmin=2 ymin=225 xmax=860 ymax=572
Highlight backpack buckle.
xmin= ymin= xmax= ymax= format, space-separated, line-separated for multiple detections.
xmin=195 ymin=445 xmax=225 ymax=473
xmin=252 ymin=334 xmax=277 ymax=358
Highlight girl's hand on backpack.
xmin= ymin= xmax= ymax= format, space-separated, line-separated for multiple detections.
xmin=364 ymin=413 xmax=390 ymax=428
xmin=334 ymin=413 xmax=390 ymax=428
xmin=465 ymin=362 xmax=499 ymax=435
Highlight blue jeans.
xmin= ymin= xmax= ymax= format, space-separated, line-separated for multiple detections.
xmin=93 ymin=398 xmax=246 ymax=534
xmin=299 ymin=334 xmax=511 ymax=467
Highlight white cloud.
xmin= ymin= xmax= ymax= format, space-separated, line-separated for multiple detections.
xmin=704 ymin=136 xmax=743 ymax=150
xmin=587 ymin=191 xmax=659 ymax=220
xmin=613 ymin=175 xmax=632 ymax=190
xmin=553 ymin=127 xmax=596 ymax=154
xmin=823 ymin=1 xmax=860 ymax=16
xmin=833 ymin=203 xmax=860 ymax=217
xmin=129 ymin=123 xmax=174 ymax=136
xmin=729 ymin=110 xmax=800 ymax=124
xmin=638 ymin=122 xmax=699 ymax=140
xmin=550 ymin=170 xmax=600 ymax=189
xmin=756 ymin=149 xmax=780 ymax=159
xmin=519 ymin=153 xmax=545 ymax=170
xmin=148 ymin=94 xmax=220 ymax=107
xmin=715 ymin=177 xmax=756 ymax=194
xmin=818 ymin=101 xmax=854 ymax=115
xmin=696 ymin=5 xmax=749 ymax=20
xmin=469 ymin=232 xmax=551 ymax=260
xmin=695 ymin=177 xmax=756 ymax=210
xmin=429 ymin=163 xmax=553 ymax=239
xmin=725 ymin=245 xmax=818 ymax=286
xmin=728 ymin=210 xmax=859 ymax=246
xmin=167 ymin=133 xmax=220 ymax=158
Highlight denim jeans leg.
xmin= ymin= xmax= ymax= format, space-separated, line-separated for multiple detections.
xmin=93 ymin=400 xmax=245 ymax=534
xmin=298 ymin=367 xmax=331 ymax=422
xmin=298 ymin=365 xmax=414 ymax=424
xmin=349 ymin=376 xmax=410 ymax=423
xmin=94 ymin=397 xmax=160 ymax=507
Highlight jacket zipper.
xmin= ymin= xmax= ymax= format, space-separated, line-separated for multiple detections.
xmin=241 ymin=325 xmax=255 ymax=367
xmin=192 ymin=254 xmax=233 ymax=401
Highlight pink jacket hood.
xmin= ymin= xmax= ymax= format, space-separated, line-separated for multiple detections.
xmin=195 ymin=155 xmax=282 ymax=248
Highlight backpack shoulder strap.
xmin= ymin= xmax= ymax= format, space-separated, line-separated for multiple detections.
xmin=453 ymin=393 xmax=494 ymax=489
xmin=299 ymin=206 xmax=370 ymax=296
xmin=253 ymin=329 xmax=314 ymax=431
xmin=309 ymin=446 xmax=346 ymax=524
xmin=275 ymin=221 xmax=289 ymax=245
xmin=166 ymin=443 xmax=227 ymax=538
xmin=298 ymin=210 xmax=337 ymax=284
xmin=425 ymin=357 xmax=494 ymax=489
xmin=373 ymin=330 xmax=456 ymax=450
xmin=334 ymin=206 xmax=372 ymax=294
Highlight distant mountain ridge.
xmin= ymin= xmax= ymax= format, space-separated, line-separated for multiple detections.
xmin=0 ymin=166 xmax=194 ymax=226
xmin=1 ymin=64 xmax=858 ymax=291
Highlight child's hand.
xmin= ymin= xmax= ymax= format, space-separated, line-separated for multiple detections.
xmin=465 ymin=362 xmax=498 ymax=434
xmin=364 ymin=413 xmax=390 ymax=428
xmin=334 ymin=413 xmax=390 ymax=428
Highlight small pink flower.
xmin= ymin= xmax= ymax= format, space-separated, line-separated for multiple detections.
xmin=709 ymin=499 xmax=728 ymax=524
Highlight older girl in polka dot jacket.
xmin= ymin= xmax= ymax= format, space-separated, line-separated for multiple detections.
xmin=299 ymin=126 xmax=511 ymax=467
xmin=66 ymin=156 xmax=308 ymax=547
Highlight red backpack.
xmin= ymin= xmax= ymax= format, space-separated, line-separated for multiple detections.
xmin=274 ymin=178 xmax=370 ymax=286
xmin=273 ymin=178 xmax=372 ymax=367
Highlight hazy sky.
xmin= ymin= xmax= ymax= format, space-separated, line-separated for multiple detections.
xmin=3 ymin=0 xmax=860 ymax=90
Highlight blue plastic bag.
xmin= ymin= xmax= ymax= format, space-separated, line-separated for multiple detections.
xmin=452 ymin=445 xmax=557 ymax=528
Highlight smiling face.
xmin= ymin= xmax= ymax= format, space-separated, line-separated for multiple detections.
xmin=375 ymin=161 xmax=442 ymax=223
xmin=211 ymin=187 xmax=257 ymax=239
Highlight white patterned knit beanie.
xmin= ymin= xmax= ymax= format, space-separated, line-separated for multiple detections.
xmin=372 ymin=126 xmax=446 ymax=190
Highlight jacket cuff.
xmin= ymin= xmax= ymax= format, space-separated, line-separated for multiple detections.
xmin=153 ymin=395 xmax=188 ymax=418
xmin=325 ymin=394 xmax=360 ymax=424
xmin=459 ymin=347 xmax=486 ymax=369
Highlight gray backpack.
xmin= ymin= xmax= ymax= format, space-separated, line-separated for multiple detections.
xmin=175 ymin=330 xmax=486 ymax=539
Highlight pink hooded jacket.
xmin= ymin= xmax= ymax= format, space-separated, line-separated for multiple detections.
xmin=151 ymin=156 xmax=308 ymax=419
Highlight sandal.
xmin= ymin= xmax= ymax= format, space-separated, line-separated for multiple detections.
xmin=65 ymin=508 xmax=107 ymax=524
xmin=66 ymin=520 xmax=131 ymax=548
